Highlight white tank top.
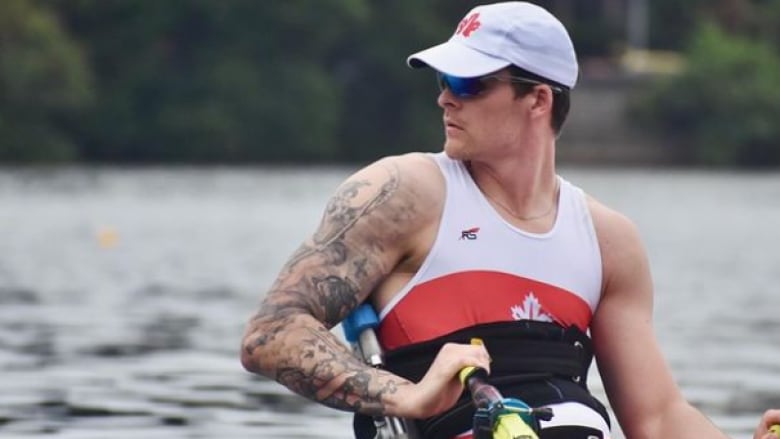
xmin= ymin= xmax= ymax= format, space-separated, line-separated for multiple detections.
xmin=377 ymin=152 xmax=603 ymax=351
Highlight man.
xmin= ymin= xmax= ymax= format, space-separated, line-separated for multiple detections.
xmin=241 ymin=2 xmax=780 ymax=438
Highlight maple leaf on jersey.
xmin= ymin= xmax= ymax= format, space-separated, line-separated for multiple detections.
xmin=510 ymin=292 xmax=552 ymax=322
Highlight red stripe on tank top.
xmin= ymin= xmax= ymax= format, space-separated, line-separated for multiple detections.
xmin=379 ymin=270 xmax=592 ymax=350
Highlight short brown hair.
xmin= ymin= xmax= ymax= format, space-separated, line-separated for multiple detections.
xmin=508 ymin=66 xmax=571 ymax=135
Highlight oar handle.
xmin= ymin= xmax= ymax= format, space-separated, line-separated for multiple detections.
xmin=460 ymin=365 xmax=502 ymax=408
xmin=460 ymin=339 xmax=542 ymax=439
xmin=460 ymin=339 xmax=502 ymax=409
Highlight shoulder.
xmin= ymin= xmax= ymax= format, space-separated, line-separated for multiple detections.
xmin=585 ymin=195 xmax=642 ymax=250
xmin=341 ymin=152 xmax=445 ymax=221
xmin=360 ymin=152 xmax=443 ymax=191
xmin=584 ymin=195 xmax=650 ymax=290
xmin=319 ymin=152 xmax=445 ymax=250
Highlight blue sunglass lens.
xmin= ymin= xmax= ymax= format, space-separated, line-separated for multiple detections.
xmin=437 ymin=74 xmax=486 ymax=97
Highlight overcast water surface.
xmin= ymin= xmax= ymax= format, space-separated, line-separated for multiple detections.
xmin=1 ymin=166 xmax=779 ymax=438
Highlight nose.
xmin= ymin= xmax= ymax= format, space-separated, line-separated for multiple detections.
xmin=437 ymin=87 xmax=460 ymax=110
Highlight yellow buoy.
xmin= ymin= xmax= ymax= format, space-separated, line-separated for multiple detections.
xmin=96 ymin=226 xmax=118 ymax=248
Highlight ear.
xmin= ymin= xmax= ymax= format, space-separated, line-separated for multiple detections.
xmin=529 ymin=85 xmax=554 ymax=117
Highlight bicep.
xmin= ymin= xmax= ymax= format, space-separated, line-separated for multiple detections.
xmin=265 ymin=158 xmax=414 ymax=328
xmin=590 ymin=210 xmax=683 ymax=436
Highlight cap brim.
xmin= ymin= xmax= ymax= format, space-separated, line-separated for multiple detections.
xmin=407 ymin=40 xmax=510 ymax=78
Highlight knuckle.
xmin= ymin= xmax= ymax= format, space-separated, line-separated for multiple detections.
xmin=439 ymin=343 xmax=456 ymax=355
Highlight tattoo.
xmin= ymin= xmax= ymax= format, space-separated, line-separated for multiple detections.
xmin=242 ymin=162 xmax=411 ymax=414
xmin=313 ymin=275 xmax=360 ymax=325
xmin=286 ymin=166 xmax=400 ymax=272
xmin=352 ymin=258 xmax=368 ymax=280
xmin=275 ymin=327 xmax=409 ymax=415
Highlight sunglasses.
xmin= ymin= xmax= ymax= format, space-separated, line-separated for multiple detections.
xmin=436 ymin=72 xmax=563 ymax=98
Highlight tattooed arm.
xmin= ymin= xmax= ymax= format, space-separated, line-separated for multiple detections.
xmin=241 ymin=154 xmax=490 ymax=419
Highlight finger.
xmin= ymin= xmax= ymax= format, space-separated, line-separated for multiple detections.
xmin=464 ymin=344 xmax=491 ymax=371
xmin=764 ymin=411 xmax=780 ymax=433
xmin=757 ymin=414 xmax=780 ymax=439
xmin=453 ymin=346 xmax=491 ymax=374
xmin=434 ymin=343 xmax=489 ymax=376
xmin=476 ymin=344 xmax=492 ymax=374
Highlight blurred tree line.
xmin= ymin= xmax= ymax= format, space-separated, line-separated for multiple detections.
xmin=1 ymin=0 xmax=779 ymax=166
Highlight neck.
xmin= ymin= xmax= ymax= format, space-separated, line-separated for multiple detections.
xmin=466 ymin=139 xmax=558 ymax=222
xmin=485 ymin=177 xmax=560 ymax=221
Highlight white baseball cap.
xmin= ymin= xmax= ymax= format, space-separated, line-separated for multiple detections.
xmin=407 ymin=2 xmax=578 ymax=89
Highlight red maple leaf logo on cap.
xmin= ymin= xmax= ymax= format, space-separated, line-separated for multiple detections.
xmin=456 ymin=12 xmax=481 ymax=37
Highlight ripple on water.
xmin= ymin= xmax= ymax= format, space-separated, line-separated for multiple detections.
xmin=77 ymin=313 xmax=200 ymax=358
xmin=725 ymin=388 xmax=780 ymax=414
xmin=0 ymin=288 xmax=40 ymax=305
xmin=0 ymin=320 xmax=57 ymax=368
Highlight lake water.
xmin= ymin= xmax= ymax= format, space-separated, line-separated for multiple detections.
xmin=1 ymin=165 xmax=779 ymax=438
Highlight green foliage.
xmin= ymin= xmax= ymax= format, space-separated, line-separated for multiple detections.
xmin=0 ymin=0 xmax=93 ymax=162
xmin=1 ymin=0 xmax=780 ymax=165
xmin=337 ymin=0 xmax=454 ymax=162
xmin=755 ymin=0 xmax=780 ymax=57
xmin=645 ymin=0 xmax=706 ymax=51
xmin=632 ymin=23 xmax=780 ymax=166
xmin=51 ymin=0 xmax=371 ymax=163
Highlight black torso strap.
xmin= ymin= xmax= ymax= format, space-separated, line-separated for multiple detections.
xmin=353 ymin=320 xmax=610 ymax=439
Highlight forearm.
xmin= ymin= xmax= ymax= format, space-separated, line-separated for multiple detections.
xmin=636 ymin=400 xmax=729 ymax=439
xmin=241 ymin=310 xmax=412 ymax=416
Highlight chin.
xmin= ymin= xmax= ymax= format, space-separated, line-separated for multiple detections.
xmin=443 ymin=140 xmax=470 ymax=161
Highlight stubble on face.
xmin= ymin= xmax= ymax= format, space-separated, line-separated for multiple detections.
xmin=443 ymin=89 xmax=529 ymax=162
xmin=441 ymin=118 xmax=475 ymax=160
xmin=443 ymin=137 xmax=470 ymax=161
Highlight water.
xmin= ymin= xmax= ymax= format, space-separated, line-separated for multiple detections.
xmin=1 ymin=165 xmax=779 ymax=438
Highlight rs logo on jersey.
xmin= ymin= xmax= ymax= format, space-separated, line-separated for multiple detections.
xmin=460 ymin=227 xmax=480 ymax=240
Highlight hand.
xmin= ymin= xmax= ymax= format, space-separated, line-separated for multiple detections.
xmin=754 ymin=409 xmax=780 ymax=439
xmin=395 ymin=342 xmax=491 ymax=419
